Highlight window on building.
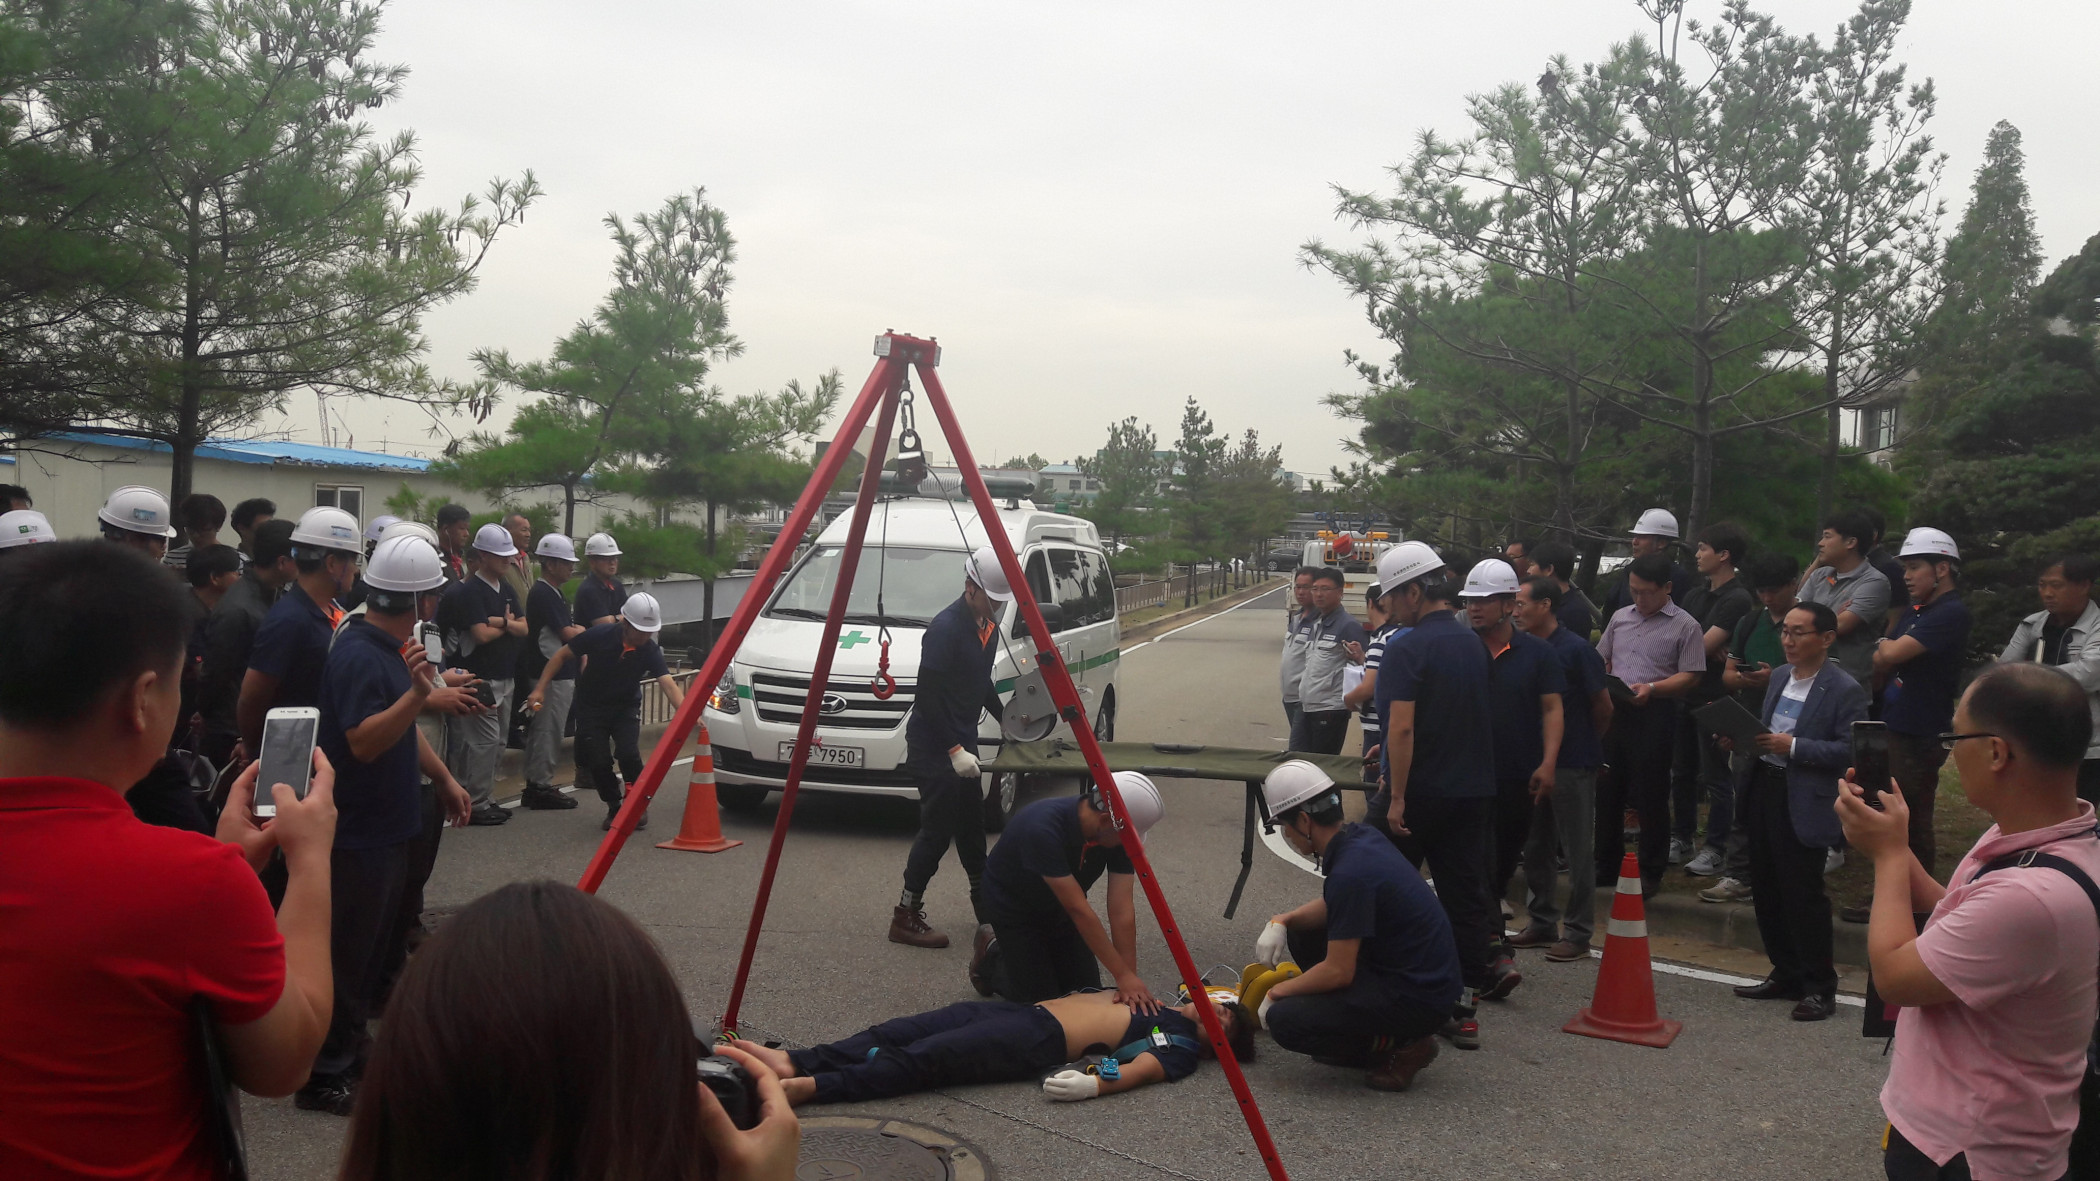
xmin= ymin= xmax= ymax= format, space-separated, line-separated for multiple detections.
xmin=1068 ymin=478 xmax=1081 ymax=491
xmin=1085 ymin=479 xmax=1099 ymax=490
xmin=1863 ymin=405 xmax=1899 ymax=452
xmin=314 ymin=484 xmax=364 ymax=519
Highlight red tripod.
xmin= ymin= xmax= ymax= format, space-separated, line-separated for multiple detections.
xmin=577 ymin=332 xmax=1290 ymax=1181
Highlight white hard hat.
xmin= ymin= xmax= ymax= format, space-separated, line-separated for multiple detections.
xmin=535 ymin=533 xmax=577 ymax=562
xmin=0 ymin=509 xmax=55 ymax=548
xmin=1263 ymin=759 xmax=1338 ymax=817
xmin=584 ymin=532 xmax=622 ymax=557
xmin=379 ymin=519 xmax=441 ymax=549
xmin=98 ymin=485 xmax=177 ymax=538
xmin=471 ymin=521 xmax=518 ymax=557
xmin=965 ymin=545 xmax=1014 ymax=602
xmin=1106 ymin=771 xmax=1164 ymax=837
xmin=364 ymin=535 xmax=446 ymax=592
xmin=1632 ymin=507 xmax=1681 ymax=539
xmin=1375 ymin=540 xmax=1444 ymax=596
xmin=363 ymin=514 xmax=401 ymax=542
xmin=622 ymin=591 xmax=664 ymax=634
xmin=1898 ymin=526 xmax=1959 ymax=562
xmin=290 ymin=505 xmax=362 ymax=553
xmin=1460 ymin=557 xmax=1521 ymax=599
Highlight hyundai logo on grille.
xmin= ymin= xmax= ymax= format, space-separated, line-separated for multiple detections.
xmin=820 ymin=694 xmax=849 ymax=714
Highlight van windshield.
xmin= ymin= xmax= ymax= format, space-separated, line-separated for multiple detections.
xmin=766 ymin=546 xmax=970 ymax=628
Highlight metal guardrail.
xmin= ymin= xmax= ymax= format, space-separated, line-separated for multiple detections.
xmin=641 ymin=668 xmax=704 ymax=727
xmin=1113 ymin=565 xmax=1269 ymax=616
xmin=1114 ymin=580 xmax=1170 ymax=613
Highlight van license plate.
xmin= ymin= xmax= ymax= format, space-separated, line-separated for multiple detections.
xmin=779 ymin=741 xmax=864 ymax=768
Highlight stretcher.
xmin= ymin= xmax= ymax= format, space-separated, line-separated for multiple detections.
xmin=985 ymin=738 xmax=1376 ymax=920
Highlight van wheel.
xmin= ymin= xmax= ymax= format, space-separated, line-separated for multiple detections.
xmin=1092 ymin=694 xmax=1115 ymax=743
xmin=984 ymin=772 xmax=1021 ymax=833
xmin=717 ymin=784 xmax=769 ymax=813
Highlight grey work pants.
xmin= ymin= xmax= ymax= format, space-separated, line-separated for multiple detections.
xmin=446 ymin=677 xmax=511 ymax=807
xmin=524 ymin=679 xmax=574 ymax=788
xmin=1522 ymin=767 xmax=1597 ymax=948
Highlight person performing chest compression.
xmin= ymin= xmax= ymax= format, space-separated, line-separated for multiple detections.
xmin=731 ymin=988 xmax=1252 ymax=1107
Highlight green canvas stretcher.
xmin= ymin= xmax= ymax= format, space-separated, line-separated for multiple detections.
xmin=984 ymin=738 xmax=1376 ymax=918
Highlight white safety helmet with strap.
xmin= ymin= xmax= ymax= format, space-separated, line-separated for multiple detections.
xmin=1375 ymin=540 xmax=1444 ymax=598
xmin=534 ymin=533 xmax=577 ymax=562
xmin=622 ymin=591 xmax=664 ymax=634
xmin=1460 ymin=557 xmax=1521 ymax=599
xmin=289 ymin=505 xmax=362 ymax=555
xmin=584 ymin=532 xmax=622 ymax=557
xmin=1631 ymin=507 xmax=1681 ymax=539
xmin=98 ymin=485 xmax=177 ymax=538
xmin=1262 ymin=759 xmax=1339 ymax=821
xmin=1897 ymin=526 xmax=1959 ymax=562
xmin=1087 ymin=771 xmax=1163 ymax=837
xmin=0 ymin=509 xmax=56 ymax=549
xmin=363 ymin=514 xmax=401 ymax=543
xmin=364 ymin=536 xmax=446 ymax=592
xmin=964 ymin=545 xmax=1014 ymax=602
xmin=378 ymin=519 xmax=441 ymax=549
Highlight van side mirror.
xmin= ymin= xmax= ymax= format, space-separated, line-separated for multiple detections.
xmin=1014 ymin=602 xmax=1065 ymax=640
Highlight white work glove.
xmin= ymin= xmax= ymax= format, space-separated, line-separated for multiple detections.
xmin=948 ymin=747 xmax=981 ymax=778
xmin=1258 ymin=992 xmax=1278 ymax=1029
xmin=1254 ymin=921 xmax=1289 ymax=968
xmin=1042 ymin=1069 xmax=1101 ymax=1102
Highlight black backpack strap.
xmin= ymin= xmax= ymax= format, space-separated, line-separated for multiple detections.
xmin=1969 ymin=827 xmax=2100 ymax=922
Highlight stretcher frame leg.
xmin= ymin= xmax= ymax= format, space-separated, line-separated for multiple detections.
xmin=1225 ymin=780 xmax=1258 ymax=921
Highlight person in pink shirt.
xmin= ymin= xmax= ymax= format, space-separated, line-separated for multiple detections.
xmin=1837 ymin=662 xmax=2100 ymax=1181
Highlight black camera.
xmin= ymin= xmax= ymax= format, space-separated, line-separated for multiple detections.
xmin=696 ymin=1054 xmax=757 ymax=1129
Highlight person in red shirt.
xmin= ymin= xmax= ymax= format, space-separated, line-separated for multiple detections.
xmin=0 ymin=541 xmax=338 ymax=1181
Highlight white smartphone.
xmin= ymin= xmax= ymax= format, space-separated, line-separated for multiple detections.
xmin=417 ymin=621 xmax=444 ymax=670
xmin=252 ymin=706 xmax=320 ymax=819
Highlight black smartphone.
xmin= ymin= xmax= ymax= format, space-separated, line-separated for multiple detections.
xmin=472 ymin=679 xmax=497 ymax=707
xmin=1851 ymin=720 xmax=1890 ymax=811
xmin=253 ymin=707 xmax=319 ymax=819
xmin=695 ymin=1054 xmax=757 ymax=1129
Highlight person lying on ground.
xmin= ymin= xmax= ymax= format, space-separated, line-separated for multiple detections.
xmin=731 ymin=988 xmax=1254 ymax=1107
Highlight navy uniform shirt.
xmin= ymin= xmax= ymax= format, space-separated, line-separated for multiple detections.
xmin=1483 ymin=628 xmax=1567 ymax=783
xmin=980 ymin=796 xmax=1131 ymax=925
xmin=1111 ymin=1007 xmax=1203 ymax=1083
xmin=1321 ymin=823 xmax=1464 ymax=1013
xmin=566 ymin=622 xmax=669 ymax=712
xmin=436 ymin=574 xmax=523 ymax=681
xmin=1545 ymin=624 xmax=1609 ymax=770
xmin=1555 ymin=585 xmax=1602 ymax=641
xmin=573 ymin=574 xmax=627 ymax=627
xmin=317 ymin=618 xmax=422 ymax=851
xmin=523 ymin=579 xmax=576 ymax=682
xmin=1882 ymin=594 xmax=1973 ymax=738
xmin=247 ymin=583 xmax=337 ymax=709
xmin=1375 ymin=609 xmax=1495 ymax=800
xmin=904 ymin=596 xmax=1004 ymax=773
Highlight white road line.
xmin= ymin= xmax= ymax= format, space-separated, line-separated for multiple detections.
xmin=1129 ymin=584 xmax=1285 ymax=650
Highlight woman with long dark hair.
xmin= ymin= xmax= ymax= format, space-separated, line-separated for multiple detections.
xmin=338 ymin=880 xmax=797 ymax=1181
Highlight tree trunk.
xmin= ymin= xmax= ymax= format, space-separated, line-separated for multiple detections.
xmin=1817 ymin=337 xmax=1844 ymax=522
xmin=172 ymin=193 xmax=206 ymax=505
xmin=1686 ymin=234 xmax=1713 ymax=542
xmin=562 ymin=481 xmax=577 ymax=537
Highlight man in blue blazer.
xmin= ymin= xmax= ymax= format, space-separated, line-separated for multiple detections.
xmin=1718 ymin=600 xmax=1868 ymax=1021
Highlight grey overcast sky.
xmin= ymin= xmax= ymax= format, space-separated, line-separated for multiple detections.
xmin=292 ymin=0 xmax=2100 ymax=480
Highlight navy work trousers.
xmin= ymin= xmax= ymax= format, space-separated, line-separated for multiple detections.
xmin=901 ymin=769 xmax=988 ymax=920
xmin=1264 ymin=927 xmax=1447 ymax=1063
xmin=787 ymin=1000 xmax=1069 ymax=1104
xmin=572 ymin=705 xmax=641 ymax=805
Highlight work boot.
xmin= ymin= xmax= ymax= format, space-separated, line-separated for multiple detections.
xmin=968 ymin=924 xmax=997 ymax=996
xmin=888 ymin=905 xmax=949 ymax=949
xmin=468 ymin=803 xmax=510 ymax=826
xmin=520 ymin=784 xmax=577 ymax=810
xmin=294 ymin=1074 xmax=357 ymax=1117
xmin=1365 ymin=1036 xmax=1439 ymax=1092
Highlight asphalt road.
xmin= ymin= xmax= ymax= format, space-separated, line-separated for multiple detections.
xmin=244 ymin=586 xmax=1896 ymax=1181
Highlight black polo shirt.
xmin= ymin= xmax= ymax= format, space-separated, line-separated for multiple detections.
xmin=1376 ymin=609 xmax=1494 ymax=800
xmin=980 ymin=796 xmax=1132 ymax=925
xmin=566 ymin=622 xmax=669 ymax=711
xmin=524 ymin=580 xmax=576 ymax=682
xmin=574 ymin=574 xmax=627 ymax=627
xmin=317 ymin=619 xmax=421 ymax=850
xmin=437 ymin=574 xmax=523 ymax=680
xmin=1483 ymin=628 xmax=1567 ymax=783
xmin=247 ymin=584 xmax=337 ymax=709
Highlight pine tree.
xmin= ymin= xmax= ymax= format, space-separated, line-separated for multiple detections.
xmin=1925 ymin=121 xmax=2043 ymax=380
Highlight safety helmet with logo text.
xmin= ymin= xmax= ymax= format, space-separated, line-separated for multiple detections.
xmin=1897 ymin=526 xmax=1959 ymax=562
xmin=1460 ymin=557 xmax=1521 ymax=599
xmin=1375 ymin=540 xmax=1445 ymax=597
xmin=965 ymin=545 xmax=1014 ymax=602
xmin=1263 ymin=759 xmax=1340 ymax=821
xmin=364 ymin=536 xmax=446 ymax=592
xmin=289 ymin=506 xmax=362 ymax=555
xmin=584 ymin=532 xmax=622 ymax=557
xmin=622 ymin=591 xmax=663 ymax=634
xmin=98 ymin=485 xmax=177 ymax=538
xmin=535 ymin=533 xmax=577 ymax=562
xmin=1631 ymin=507 xmax=1681 ymax=540
xmin=0 ymin=509 xmax=55 ymax=549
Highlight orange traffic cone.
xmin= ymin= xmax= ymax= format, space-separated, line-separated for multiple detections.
xmin=1563 ymin=852 xmax=1681 ymax=1048
xmin=656 ymin=723 xmax=742 ymax=854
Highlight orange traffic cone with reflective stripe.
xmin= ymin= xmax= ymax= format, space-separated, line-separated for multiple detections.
xmin=1563 ymin=852 xmax=1681 ymax=1048
xmin=657 ymin=722 xmax=742 ymax=854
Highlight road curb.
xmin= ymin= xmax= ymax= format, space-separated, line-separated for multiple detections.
xmin=1511 ymin=878 xmax=1870 ymax=969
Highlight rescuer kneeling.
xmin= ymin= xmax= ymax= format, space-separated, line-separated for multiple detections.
xmin=1255 ymin=760 xmax=1465 ymax=1091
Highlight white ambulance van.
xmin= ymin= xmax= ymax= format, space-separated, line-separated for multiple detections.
xmin=703 ymin=489 xmax=1120 ymax=830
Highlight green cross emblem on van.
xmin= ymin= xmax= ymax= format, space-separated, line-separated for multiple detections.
xmin=837 ymin=630 xmax=870 ymax=649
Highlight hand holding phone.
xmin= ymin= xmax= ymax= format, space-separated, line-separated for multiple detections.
xmin=252 ymin=707 xmax=319 ymax=820
xmin=1851 ymin=721 xmax=1891 ymax=811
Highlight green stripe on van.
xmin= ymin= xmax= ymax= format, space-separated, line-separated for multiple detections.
xmin=992 ymin=647 xmax=1120 ymax=693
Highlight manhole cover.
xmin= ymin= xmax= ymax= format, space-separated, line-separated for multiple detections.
xmin=796 ymin=1117 xmax=993 ymax=1181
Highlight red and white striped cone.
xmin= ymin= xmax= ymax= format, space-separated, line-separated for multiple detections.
xmin=1562 ymin=852 xmax=1682 ymax=1048
xmin=656 ymin=722 xmax=742 ymax=854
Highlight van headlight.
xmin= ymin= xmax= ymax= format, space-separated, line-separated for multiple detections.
xmin=708 ymin=672 xmax=739 ymax=715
